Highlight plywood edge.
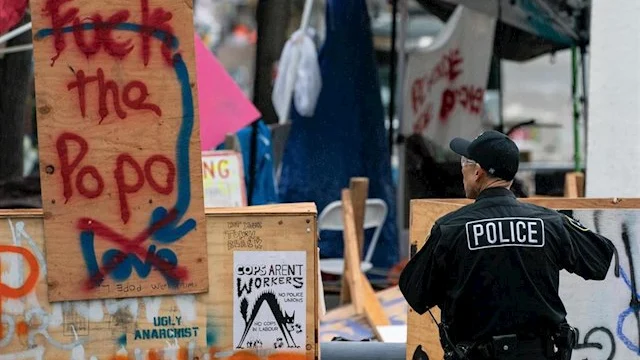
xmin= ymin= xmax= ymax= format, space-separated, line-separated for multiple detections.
xmin=5 ymin=197 xmax=640 ymax=220
xmin=411 ymin=197 xmax=640 ymax=209
xmin=0 ymin=209 xmax=44 ymax=217
xmin=0 ymin=203 xmax=319 ymax=219
xmin=205 ymin=202 xmax=318 ymax=216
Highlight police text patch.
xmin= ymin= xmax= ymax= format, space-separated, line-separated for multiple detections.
xmin=465 ymin=217 xmax=545 ymax=250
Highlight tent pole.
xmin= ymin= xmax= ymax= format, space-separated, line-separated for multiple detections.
xmin=571 ymin=46 xmax=581 ymax=172
xmin=495 ymin=1 xmax=504 ymax=133
xmin=388 ymin=0 xmax=399 ymax=158
xmin=498 ymin=57 xmax=504 ymax=133
xmin=395 ymin=0 xmax=409 ymax=249
xmin=579 ymin=43 xmax=588 ymax=171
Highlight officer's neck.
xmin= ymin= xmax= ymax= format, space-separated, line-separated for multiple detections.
xmin=478 ymin=178 xmax=512 ymax=194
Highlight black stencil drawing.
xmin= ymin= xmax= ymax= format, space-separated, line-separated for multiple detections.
xmin=412 ymin=345 xmax=429 ymax=360
xmin=237 ymin=291 xmax=301 ymax=349
xmin=245 ymin=339 xmax=263 ymax=349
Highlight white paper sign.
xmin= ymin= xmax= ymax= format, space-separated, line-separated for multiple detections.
xmin=233 ymin=251 xmax=306 ymax=350
xmin=202 ymin=150 xmax=246 ymax=207
xmin=402 ymin=5 xmax=496 ymax=148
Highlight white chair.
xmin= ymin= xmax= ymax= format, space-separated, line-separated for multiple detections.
xmin=318 ymin=198 xmax=388 ymax=275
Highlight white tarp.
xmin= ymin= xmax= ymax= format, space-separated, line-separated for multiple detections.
xmin=402 ymin=5 xmax=496 ymax=148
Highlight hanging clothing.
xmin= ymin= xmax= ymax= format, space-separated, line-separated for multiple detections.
xmin=277 ymin=0 xmax=399 ymax=269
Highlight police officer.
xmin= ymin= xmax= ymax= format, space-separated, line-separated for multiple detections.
xmin=399 ymin=130 xmax=616 ymax=360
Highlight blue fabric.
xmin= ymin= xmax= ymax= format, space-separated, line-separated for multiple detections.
xmin=519 ymin=0 xmax=574 ymax=46
xmin=217 ymin=120 xmax=279 ymax=206
xmin=278 ymin=0 xmax=398 ymax=269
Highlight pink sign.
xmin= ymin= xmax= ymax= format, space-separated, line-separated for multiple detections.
xmin=195 ymin=34 xmax=261 ymax=150
xmin=0 ymin=0 xmax=28 ymax=35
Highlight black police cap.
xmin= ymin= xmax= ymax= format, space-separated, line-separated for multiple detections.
xmin=449 ymin=130 xmax=520 ymax=181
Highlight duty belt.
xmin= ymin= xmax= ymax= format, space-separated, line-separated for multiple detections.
xmin=473 ymin=334 xmax=545 ymax=359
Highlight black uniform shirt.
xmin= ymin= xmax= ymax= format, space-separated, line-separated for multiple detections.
xmin=399 ymin=187 xmax=616 ymax=343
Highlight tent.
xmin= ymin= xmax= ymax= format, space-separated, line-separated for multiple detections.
xmin=415 ymin=0 xmax=589 ymax=61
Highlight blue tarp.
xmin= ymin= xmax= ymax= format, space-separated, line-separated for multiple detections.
xmin=217 ymin=120 xmax=279 ymax=206
xmin=278 ymin=0 xmax=399 ymax=269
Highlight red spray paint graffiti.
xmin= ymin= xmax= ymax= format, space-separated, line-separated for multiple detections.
xmin=43 ymin=0 xmax=175 ymax=66
xmin=0 ymin=245 xmax=40 ymax=338
xmin=77 ymin=210 xmax=189 ymax=291
xmin=67 ymin=68 xmax=162 ymax=122
xmin=34 ymin=0 xmax=205 ymax=296
xmin=56 ymin=132 xmax=176 ymax=224
xmin=410 ymin=48 xmax=485 ymax=134
xmin=112 ymin=348 xmax=309 ymax=360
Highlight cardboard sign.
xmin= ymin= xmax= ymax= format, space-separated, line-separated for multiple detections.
xmin=31 ymin=0 xmax=208 ymax=301
xmin=402 ymin=6 xmax=495 ymax=149
xmin=202 ymin=151 xmax=247 ymax=207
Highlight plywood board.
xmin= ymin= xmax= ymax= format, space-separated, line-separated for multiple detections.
xmin=0 ymin=203 xmax=317 ymax=360
xmin=407 ymin=198 xmax=640 ymax=360
xmin=340 ymin=179 xmax=368 ymax=305
xmin=407 ymin=202 xmax=462 ymax=360
xmin=340 ymin=190 xmax=364 ymax=314
xmin=339 ymin=189 xmax=389 ymax=340
xmin=30 ymin=0 xmax=208 ymax=301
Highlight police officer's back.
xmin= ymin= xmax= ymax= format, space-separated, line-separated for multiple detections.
xmin=399 ymin=131 xmax=615 ymax=360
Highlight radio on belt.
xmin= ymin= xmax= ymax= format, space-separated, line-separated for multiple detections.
xmin=465 ymin=217 xmax=545 ymax=250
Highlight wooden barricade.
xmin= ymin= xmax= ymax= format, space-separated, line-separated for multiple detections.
xmin=407 ymin=197 xmax=640 ymax=360
xmin=335 ymin=187 xmax=390 ymax=341
xmin=564 ymin=172 xmax=585 ymax=198
xmin=0 ymin=203 xmax=318 ymax=360
xmin=30 ymin=0 xmax=209 ymax=302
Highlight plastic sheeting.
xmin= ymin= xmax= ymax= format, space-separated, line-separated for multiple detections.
xmin=278 ymin=0 xmax=398 ymax=269
xmin=217 ymin=120 xmax=279 ymax=206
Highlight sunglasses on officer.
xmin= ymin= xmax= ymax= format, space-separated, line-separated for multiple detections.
xmin=461 ymin=156 xmax=477 ymax=167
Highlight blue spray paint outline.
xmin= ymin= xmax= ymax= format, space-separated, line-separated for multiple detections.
xmin=36 ymin=21 xmax=197 ymax=284
xmin=616 ymin=266 xmax=640 ymax=355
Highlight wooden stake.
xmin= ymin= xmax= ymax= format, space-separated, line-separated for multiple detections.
xmin=340 ymin=189 xmax=390 ymax=340
xmin=340 ymin=178 xmax=369 ymax=304
xmin=564 ymin=172 xmax=585 ymax=198
xmin=340 ymin=189 xmax=364 ymax=313
xmin=350 ymin=177 xmax=369 ymax=256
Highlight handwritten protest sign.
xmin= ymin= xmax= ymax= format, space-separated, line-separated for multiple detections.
xmin=202 ymin=151 xmax=247 ymax=208
xmin=31 ymin=0 xmax=208 ymax=301
xmin=402 ymin=6 xmax=495 ymax=149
